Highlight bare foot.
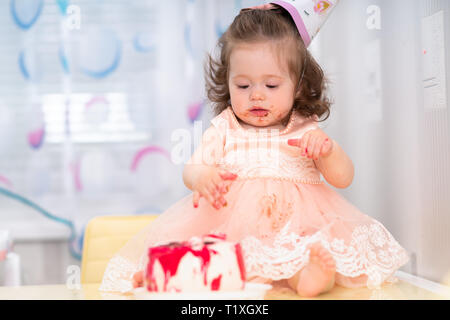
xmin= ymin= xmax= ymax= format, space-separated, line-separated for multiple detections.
xmin=288 ymin=243 xmax=336 ymax=297
xmin=248 ymin=275 xmax=273 ymax=285
xmin=132 ymin=270 xmax=144 ymax=288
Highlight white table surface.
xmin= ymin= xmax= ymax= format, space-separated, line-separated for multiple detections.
xmin=0 ymin=276 xmax=449 ymax=300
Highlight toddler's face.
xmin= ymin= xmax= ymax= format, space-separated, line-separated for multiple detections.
xmin=228 ymin=42 xmax=296 ymax=129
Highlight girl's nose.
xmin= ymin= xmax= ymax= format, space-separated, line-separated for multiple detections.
xmin=250 ymin=89 xmax=265 ymax=101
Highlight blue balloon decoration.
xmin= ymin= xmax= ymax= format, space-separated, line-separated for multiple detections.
xmin=79 ymin=29 xmax=122 ymax=79
xmin=18 ymin=48 xmax=43 ymax=82
xmin=59 ymin=45 xmax=70 ymax=74
xmin=56 ymin=0 xmax=69 ymax=15
xmin=10 ymin=0 xmax=44 ymax=30
xmin=133 ymin=32 xmax=156 ymax=53
xmin=18 ymin=50 xmax=30 ymax=80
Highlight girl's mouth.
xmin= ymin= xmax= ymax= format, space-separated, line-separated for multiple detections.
xmin=250 ymin=108 xmax=269 ymax=117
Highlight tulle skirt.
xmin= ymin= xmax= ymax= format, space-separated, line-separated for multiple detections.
xmin=100 ymin=178 xmax=409 ymax=292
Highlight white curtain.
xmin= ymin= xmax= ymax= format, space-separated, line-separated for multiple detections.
xmin=0 ymin=0 xmax=260 ymax=259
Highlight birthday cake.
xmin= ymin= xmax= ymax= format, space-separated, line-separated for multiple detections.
xmin=144 ymin=234 xmax=246 ymax=292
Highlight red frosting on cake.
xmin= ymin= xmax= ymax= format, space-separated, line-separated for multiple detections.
xmin=146 ymin=244 xmax=213 ymax=291
xmin=145 ymin=234 xmax=246 ymax=292
xmin=211 ymin=275 xmax=222 ymax=291
xmin=235 ymin=243 xmax=246 ymax=282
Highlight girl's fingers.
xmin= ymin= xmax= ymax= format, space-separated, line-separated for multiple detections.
xmin=213 ymin=182 xmax=227 ymax=207
xmin=193 ymin=191 xmax=201 ymax=208
xmin=221 ymin=182 xmax=230 ymax=193
xmin=193 ymin=169 xmax=235 ymax=210
xmin=208 ymin=195 xmax=219 ymax=210
xmin=212 ymin=186 xmax=227 ymax=207
xmin=194 ymin=188 xmax=219 ymax=210
xmin=301 ymin=133 xmax=311 ymax=156
xmin=219 ymin=171 xmax=238 ymax=181
xmin=209 ymin=185 xmax=218 ymax=198
xmin=289 ymin=131 xmax=332 ymax=160
xmin=218 ymin=195 xmax=227 ymax=207
xmin=217 ymin=183 xmax=227 ymax=194
xmin=287 ymin=138 xmax=302 ymax=148
xmin=219 ymin=172 xmax=237 ymax=195
xmin=212 ymin=175 xmax=225 ymax=193
xmin=307 ymin=134 xmax=317 ymax=159
xmin=288 ymin=138 xmax=309 ymax=157
xmin=312 ymin=137 xmax=324 ymax=161
xmin=319 ymin=141 xmax=328 ymax=159
xmin=205 ymin=188 xmax=220 ymax=210
xmin=320 ymin=139 xmax=332 ymax=157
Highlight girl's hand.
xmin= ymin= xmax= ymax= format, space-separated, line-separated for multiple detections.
xmin=288 ymin=129 xmax=334 ymax=161
xmin=192 ymin=166 xmax=238 ymax=210
xmin=132 ymin=270 xmax=144 ymax=288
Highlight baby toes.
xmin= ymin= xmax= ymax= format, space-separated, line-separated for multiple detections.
xmin=310 ymin=243 xmax=336 ymax=273
xmin=322 ymin=255 xmax=336 ymax=271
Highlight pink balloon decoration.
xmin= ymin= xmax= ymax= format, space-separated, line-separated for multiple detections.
xmin=69 ymin=161 xmax=83 ymax=192
xmin=0 ymin=175 xmax=12 ymax=188
xmin=28 ymin=128 xmax=45 ymax=149
xmin=85 ymin=95 xmax=109 ymax=110
xmin=187 ymin=101 xmax=204 ymax=123
xmin=130 ymin=146 xmax=171 ymax=172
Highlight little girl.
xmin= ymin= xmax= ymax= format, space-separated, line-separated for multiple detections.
xmin=100 ymin=2 xmax=409 ymax=297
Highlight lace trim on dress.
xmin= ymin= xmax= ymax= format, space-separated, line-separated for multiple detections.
xmin=220 ymin=149 xmax=322 ymax=184
xmin=241 ymin=220 xmax=409 ymax=289
xmin=233 ymin=176 xmax=324 ymax=184
xmin=99 ymin=255 xmax=142 ymax=293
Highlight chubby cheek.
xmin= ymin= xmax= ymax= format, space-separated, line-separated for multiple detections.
xmin=275 ymin=111 xmax=284 ymax=121
xmin=230 ymin=89 xmax=246 ymax=108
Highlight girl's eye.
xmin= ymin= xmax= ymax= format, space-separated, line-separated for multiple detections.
xmin=236 ymin=84 xmax=278 ymax=89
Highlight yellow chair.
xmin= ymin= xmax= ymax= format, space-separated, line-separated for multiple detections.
xmin=81 ymin=214 xmax=158 ymax=284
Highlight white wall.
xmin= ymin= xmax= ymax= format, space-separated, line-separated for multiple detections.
xmin=315 ymin=0 xmax=449 ymax=283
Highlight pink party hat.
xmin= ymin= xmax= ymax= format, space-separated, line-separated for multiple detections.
xmin=269 ymin=0 xmax=340 ymax=47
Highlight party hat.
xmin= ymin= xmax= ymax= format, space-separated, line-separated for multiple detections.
xmin=269 ymin=0 xmax=340 ymax=47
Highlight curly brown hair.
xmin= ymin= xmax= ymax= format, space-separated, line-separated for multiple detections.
xmin=204 ymin=7 xmax=331 ymax=122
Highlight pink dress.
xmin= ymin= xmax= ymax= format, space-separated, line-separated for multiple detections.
xmin=99 ymin=106 xmax=409 ymax=293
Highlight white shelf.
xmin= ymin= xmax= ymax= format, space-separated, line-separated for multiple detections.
xmin=1 ymin=219 xmax=71 ymax=242
xmin=395 ymin=271 xmax=450 ymax=297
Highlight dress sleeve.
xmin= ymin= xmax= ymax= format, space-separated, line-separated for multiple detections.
xmin=210 ymin=108 xmax=230 ymax=146
xmin=302 ymin=114 xmax=320 ymax=134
